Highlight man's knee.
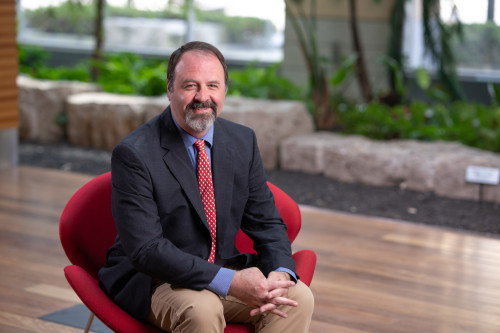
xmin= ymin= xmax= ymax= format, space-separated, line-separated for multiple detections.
xmin=256 ymin=282 xmax=314 ymax=332
xmin=294 ymin=281 xmax=314 ymax=310
xmin=178 ymin=296 xmax=225 ymax=328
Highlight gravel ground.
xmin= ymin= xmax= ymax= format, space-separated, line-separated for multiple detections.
xmin=19 ymin=141 xmax=500 ymax=237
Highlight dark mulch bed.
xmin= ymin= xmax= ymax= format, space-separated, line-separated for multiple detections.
xmin=19 ymin=141 xmax=500 ymax=237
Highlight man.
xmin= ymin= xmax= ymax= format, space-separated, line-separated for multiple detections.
xmin=99 ymin=41 xmax=314 ymax=332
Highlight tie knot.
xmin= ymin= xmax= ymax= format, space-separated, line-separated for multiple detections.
xmin=194 ymin=140 xmax=205 ymax=151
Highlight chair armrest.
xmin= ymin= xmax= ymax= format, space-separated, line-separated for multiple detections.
xmin=292 ymin=249 xmax=317 ymax=287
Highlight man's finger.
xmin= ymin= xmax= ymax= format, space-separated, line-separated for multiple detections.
xmin=249 ymin=303 xmax=291 ymax=318
xmin=267 ymin=280 xmax=295 ymax=291
xmin=267 ymin=287 xmax=289 ymax=300
xmin=269 ymin=296 xmax=298 ymax=307
xmin=250 ymin=303 xmax=278 ymax=317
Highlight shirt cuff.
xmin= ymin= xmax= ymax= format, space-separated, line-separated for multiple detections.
xmin=275 ymin=267 xmax=298 ymax=283
xmin=207 ymin=267 xmax=236 ymax=298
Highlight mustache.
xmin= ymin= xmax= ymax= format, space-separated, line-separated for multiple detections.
xmin=187 ymin=101 xmax=217 ymax=112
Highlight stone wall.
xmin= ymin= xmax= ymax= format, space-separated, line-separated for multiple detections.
xmin=221 ymin=97 xmax=314 ymax=169
xmin=281 ymin=132 xmax=500 ymax=203
xmin=17 ymin=76 xmax=100 ymax=143
xmin=66 ymin=92 xmax=169 ymax=151
xmin=65 ymin=92 xmax=314 ymax=169
xmin=18 ymin=77 xmax=314 ymax=169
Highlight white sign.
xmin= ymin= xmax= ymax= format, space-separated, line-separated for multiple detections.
xmin=465 ymin=166 xmax=500 ymax=185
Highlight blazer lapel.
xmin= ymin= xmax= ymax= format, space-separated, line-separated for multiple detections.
xmin=160 ymin=108 xmax=207 ymax=225
xmin=212 ymin=120 xmax=234 ymax=228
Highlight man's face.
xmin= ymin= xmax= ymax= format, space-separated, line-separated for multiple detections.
xmin=167 ymin=50 xmax=226 ymax=138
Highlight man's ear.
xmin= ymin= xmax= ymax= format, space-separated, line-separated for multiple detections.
xmin=166 ymin=80 xmax=172 ymax=96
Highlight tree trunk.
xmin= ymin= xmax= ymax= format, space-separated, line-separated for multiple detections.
xmin=91 ymin=0 xmax=105 ymax=81
xmin=348 ymin=0 xmax=372 ymax=103
xmin=488 ymin=0 xmax=495 ymax=21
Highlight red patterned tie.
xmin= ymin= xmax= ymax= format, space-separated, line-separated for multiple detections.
xmin=194 ymin=140 xmax=217 ymax=263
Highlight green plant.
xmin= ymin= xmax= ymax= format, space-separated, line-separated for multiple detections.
xmin=379 ymin=55 xmax=407 ymax=104
xmin=489 ymin=83 xmax=500 ymax=106
xmin=95 ymin=53 xmax=167 ymax=96
xmin=18 ymin=45 xmax=91 ymax=81
xmin=228 ymin=63 xmax=304 ymax=101
xmin=414 ymin=67 xmax=451 ymax=103
xmin=385 ymin=0 xmax=465 ymax=103
xmin=18 ymin=45 xmax=49 ymax=77
xmin=17 ymin=46 xmax=302 ymax=100
xmin=286 ymin=0 xmax=336 ymax=130
xmin=337 ymin=100 xmax=500 ymax=152
xmin=422 ymin=0 xmax=465 ymax=101
xmin=36 ymin=64 xmax=91 ymax=82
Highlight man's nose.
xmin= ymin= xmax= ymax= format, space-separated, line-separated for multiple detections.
xmin=195 ymin=86 xmax=209 ymax=101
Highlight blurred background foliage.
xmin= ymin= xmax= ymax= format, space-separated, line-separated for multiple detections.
xmin=17 ymin=0 xmax=500 ymax=155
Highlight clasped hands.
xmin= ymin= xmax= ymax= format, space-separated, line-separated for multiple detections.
xmin=228 ymin=267 xmax=298 ymax=318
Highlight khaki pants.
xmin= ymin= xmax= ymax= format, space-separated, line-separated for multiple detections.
xmin=147 ymin=280 xmax=314 ymax=333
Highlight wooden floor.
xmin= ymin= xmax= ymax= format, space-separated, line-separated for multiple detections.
xmin=1 ymin=166 xmax=500 ymax=333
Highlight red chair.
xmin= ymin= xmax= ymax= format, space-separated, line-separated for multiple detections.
xmin=60 ymin=172 xmax=316 ymax=333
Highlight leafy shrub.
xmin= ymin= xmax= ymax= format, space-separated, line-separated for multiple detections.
xmin=228 ymin=63 xmax=304 ymax=100
xmin=337 ymin=100 xmax=500 ymax=152
xmin=19 ymin=45 xmax=91 ymax=81
xmin=18 ymin=46 xmax=166 ymax=95
xmin=95 ymin=53 xmax=167 ymax=96
xmin=18 ymin=45 xmax=48 ymax=77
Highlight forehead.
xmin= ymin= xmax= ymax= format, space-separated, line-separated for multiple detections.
xmin=175 ymin=51 xmax=224 ymax=79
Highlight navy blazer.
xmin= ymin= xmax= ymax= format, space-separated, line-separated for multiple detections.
xmin=98 ymin=107 xmax=296 ymax=319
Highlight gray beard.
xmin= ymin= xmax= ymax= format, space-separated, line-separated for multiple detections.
xmin=185 ymin=102 xmax=217 ymax=132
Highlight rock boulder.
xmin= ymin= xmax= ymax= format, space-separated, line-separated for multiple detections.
xmin=281 ymin=132 xmax=500 ymax=203
xmin=17 ymin=76 xmax=100 ymax=143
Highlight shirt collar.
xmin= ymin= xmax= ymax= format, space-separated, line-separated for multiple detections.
xmin=171 ymin=113 xmax=214 ymax=148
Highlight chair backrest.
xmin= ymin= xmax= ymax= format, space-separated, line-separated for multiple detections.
xmin=60 ymin=172 xmax=302 ymax=276
xmin=60 ymin=172 xmax=115 ymax=279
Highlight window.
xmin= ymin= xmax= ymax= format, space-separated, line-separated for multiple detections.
xmin=17 ymin=0 xmax=286 ymax=65
xmin=404 ymin=0 xmax=500 ymax=79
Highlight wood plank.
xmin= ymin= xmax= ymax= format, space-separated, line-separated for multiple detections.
xmin=295 ymin=207 xmax=500 ymax=333
xmin=0 ymin=311 xmax=83 ymax=333
xmin=0 ymin=58 xmax=18 ymax=68
xmin=24 ymin=284 xmax=81 ymax=304
xmin=0 ymin=119 xmax=18 ymax=130
xmin=0 ymin=4 xmax=16 ymax=16
xmin=0 ymin=48 xmax=17 ymax=58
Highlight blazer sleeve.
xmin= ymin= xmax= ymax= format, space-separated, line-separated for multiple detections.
xmin=110 ymin=141 xmax=220 ymax=289
xmin=239 ymin=130 xmax=297 ymax=277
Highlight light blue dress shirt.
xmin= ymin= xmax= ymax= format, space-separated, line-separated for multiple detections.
xmin=172 ymin=117 xmax=296 ymax=297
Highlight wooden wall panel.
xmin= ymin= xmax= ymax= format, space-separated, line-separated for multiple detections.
xmin=0 ymin=1 xmax=19 ymax=130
